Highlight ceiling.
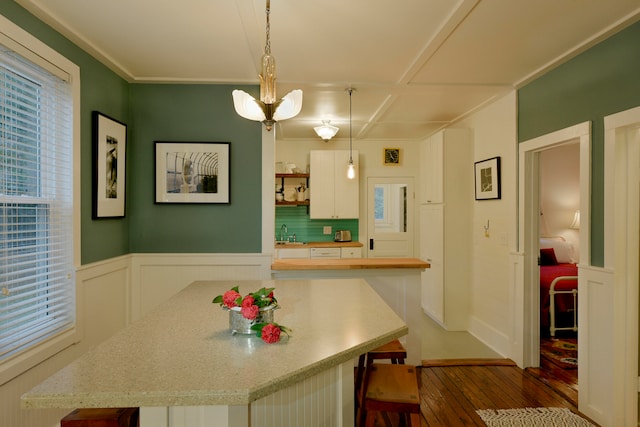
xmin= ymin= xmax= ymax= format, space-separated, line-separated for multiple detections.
xmin=16 ymin=0 xmax=640 ymax=142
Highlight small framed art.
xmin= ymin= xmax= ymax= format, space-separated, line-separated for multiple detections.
xmin=155 ymin=141 xmax=230 ymax=204
xmin=474 ymin=156 xmax=501 ymax=200
xmin=93 ymin=111 xmax=127 ymax=218
xmin=384 ymin=148 xmax=400 ymax=165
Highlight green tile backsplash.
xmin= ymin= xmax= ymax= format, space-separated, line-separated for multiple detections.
xmin=275 ymin=206 xmax=359 ymax=243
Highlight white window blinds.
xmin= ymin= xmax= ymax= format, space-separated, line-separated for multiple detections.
xmin=0 ymin=43 xmax=75 ymax=363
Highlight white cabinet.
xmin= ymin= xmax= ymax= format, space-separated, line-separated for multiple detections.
xmin=421 ymin=132 xmax=444 ymax=203
xmin=275 ymin=248 xmax=310 ymax=259
xmin=310 ymin=247 xmax=341 ymax=259
xmin=310 ymin=150 xmax=359 ymax=219
xmin=419 ymin=128 xmax=472 ymax=330
xmin=340 ymin=247 xmax=362 ymax=258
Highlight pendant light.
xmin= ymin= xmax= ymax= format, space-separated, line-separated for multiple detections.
xmin=346 ymin=88 xmax=355 ymax=179
xmin=232 ymin=0 xmax=302 ymax=131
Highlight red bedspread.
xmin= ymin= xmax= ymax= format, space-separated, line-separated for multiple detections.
xmin=540 ymin=263 xmax=578 ymax=327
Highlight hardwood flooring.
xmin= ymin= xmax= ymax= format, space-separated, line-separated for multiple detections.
xmin=416 ymin=360 xmax=595 ymax=426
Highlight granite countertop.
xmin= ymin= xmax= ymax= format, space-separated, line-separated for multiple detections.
xmin=274 ymin=241 xmax=363 ymax=249
xmin=22 ymin=279 xmax=407 ymax=409
xmin=271 ymin=257 xmax=430 ymax=270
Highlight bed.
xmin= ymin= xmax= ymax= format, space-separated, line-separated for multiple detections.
xmin=539 ymin=237 xmax=578 ymax=337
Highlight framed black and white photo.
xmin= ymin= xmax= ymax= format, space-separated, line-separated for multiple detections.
xmin=93 ymin=111 xmax=127 ymax=218
xmin=155 ymin=141 xmax=230 ymax=204
xmin=474 ymin=156 xmax=501 ymax=200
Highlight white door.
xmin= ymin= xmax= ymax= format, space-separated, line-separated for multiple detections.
xmin=367 ymin=177 xmax=414 ymax=257
xmin=420 ymin=204 xmax=444 ymax=322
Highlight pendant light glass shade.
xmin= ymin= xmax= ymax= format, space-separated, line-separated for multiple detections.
xmin=232 ymin=0 xmax=302 ymax=131
xmin=314 ymin=120 xmax=339 ymax=142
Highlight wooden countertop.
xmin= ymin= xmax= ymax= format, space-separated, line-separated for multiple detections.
xmin=274 ymin=241 xmax=363 ymax=249
xmin=271 ymin=257 xmax=430 ymax=270
xmin=22 ymin=279 xmax=407 ymax=409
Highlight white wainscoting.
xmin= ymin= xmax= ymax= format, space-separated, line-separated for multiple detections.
xmin=140 ymin=361 xmax=354 ymax=427
xmin=130 ymin=253 xmax=273 ymax=320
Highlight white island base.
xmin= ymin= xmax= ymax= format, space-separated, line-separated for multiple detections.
xmin=141 ymin=360 xmax=353 ymax=427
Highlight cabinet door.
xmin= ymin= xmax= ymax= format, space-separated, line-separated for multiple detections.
xmin=310 ymin=150 xmax=358 ymax=219
xmin=310 ymin=151 xmax=335 ymax=218
xmin=333 ymin=150 xmax=359 ymax=219
xmin=341 ymin=247 xmax=362 ymax=258
xmin=420 ymin=204 xmax=444 ymax=322
xmin=422 ymin=132 xmax=444 ymax=204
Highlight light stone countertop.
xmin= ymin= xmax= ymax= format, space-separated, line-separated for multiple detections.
xmin=21 ymin=279 xmax=407 ymax=409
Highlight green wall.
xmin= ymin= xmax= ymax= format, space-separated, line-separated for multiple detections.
xmin=128 ymin=84 xmax=262 ymax=253
xmin=0 ymin=2 xmax=131 ymax=265
xmin=518 ymin=21 xmax=640 ymax=267
xmin=1 ymin=3 xmax=263 ymax=263
xmin=275 ymin=207 xmax=358 ymax=243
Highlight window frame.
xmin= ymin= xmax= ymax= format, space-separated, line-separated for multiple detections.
xmin=0 ymin=13 xmax=81 ymax=386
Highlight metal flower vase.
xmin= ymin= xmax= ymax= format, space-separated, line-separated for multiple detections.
xmin=229 ymin=305 xmax=276 ymax=335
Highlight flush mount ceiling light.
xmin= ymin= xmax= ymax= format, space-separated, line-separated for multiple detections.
xmin=232 ymin=0 xmax=302 ymax=131
xmin=314 ymin=120 xmax=339 ymax=142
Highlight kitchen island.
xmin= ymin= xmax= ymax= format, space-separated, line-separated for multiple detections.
xmin=271 ymin=258 xmax=429 ymax=365
xmin=22 ymin=279 xmax=407 ymax=427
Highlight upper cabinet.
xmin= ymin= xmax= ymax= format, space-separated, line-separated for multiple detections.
xmin=310 ymin=150 xmax=359 ymax=219
xmin=420 ymin=128 xmax=471 ymax=205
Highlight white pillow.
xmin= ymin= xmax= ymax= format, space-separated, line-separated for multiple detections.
xmin=540 ymin=238 xmax=575 ymax=264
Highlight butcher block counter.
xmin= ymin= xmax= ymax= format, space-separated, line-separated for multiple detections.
xmin=271 ymin=257 xmax=429 ymax=270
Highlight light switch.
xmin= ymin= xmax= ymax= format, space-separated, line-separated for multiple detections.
xmin=323 ymin=226 xmax=332 ymax=235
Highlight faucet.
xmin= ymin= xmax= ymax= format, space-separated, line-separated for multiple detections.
xmin=280 ymin=224 xmax=288 ymax=242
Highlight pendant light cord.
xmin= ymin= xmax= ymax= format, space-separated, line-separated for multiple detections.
xmin=348 ymin=88 xmax=353 ymax=163
xmin=265 ymin=0 xmax=271 ymax=55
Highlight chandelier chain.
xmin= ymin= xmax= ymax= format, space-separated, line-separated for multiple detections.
xmin=265 ymin=0 xmax=271 ymax=55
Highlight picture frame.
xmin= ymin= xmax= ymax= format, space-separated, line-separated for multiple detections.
xmin=383 ymin=148 xmax=400 ymax=165
xmin=474 ymin=156 xmax=501 ymax=200
xmin=155 ymin=141 xmax=230 ymax=204
xmin=93 ymin=111 xmax=127 ymax=218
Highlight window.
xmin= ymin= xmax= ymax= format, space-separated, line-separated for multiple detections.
xmin=0 ymin=19 xmax=78 ymax=384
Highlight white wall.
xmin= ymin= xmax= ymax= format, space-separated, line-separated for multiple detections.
xmin=458 ymin=91 xmax=518 ymax=356
xmin=540 ymin=144 xmax=581 ymax=261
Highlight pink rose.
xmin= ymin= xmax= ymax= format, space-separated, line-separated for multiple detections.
xmin=222 ymin=290 xmax=242 ymax=308
xmin=261 ymin=323 xmax=281 ymax=344
xmin=241 ymin=304 xmax=259 ymax=320
xmin=241 ymin=295 xmax=255 ymax=308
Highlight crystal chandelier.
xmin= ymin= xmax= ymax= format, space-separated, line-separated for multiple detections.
xmin=232 ymin=0 xmax=302 ymax=131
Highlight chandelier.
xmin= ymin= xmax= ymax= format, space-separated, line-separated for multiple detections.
xmin=232 ymin=0 xmax=302 ymax=131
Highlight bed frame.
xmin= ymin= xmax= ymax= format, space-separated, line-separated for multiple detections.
xmin=549 ymin=275 xmax=578 ymax=337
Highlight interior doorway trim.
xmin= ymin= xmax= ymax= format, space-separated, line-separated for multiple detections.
xmin=603 ymin=105 xmax=640 ymax=426
xmin=517 ymin=122 xmax=591 ymax=367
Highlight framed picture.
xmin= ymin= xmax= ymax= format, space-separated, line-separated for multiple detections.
xmin=474 ymin=156 xmax=501 ymax=200
xmin=93 ymin=111 xmax=127 ymax=218
xmin=384 ymin=148 xmax=400 ymax=165
xmin=155 ymin=141 xmax=230 ymax=204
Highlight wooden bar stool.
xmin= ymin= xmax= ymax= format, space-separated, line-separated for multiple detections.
xmin=61 ymin=408 xmax=139 ymax=427
xmin=359 ymin=363 xmax=421 ymax=427
xmin=355 ymin=339 xmax=407 ymax=400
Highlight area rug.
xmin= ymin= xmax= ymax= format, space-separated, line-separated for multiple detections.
xmin=540 ymin=338 xmax=577 ymax=370
xmin=476 ymin=407 xmax=595 ymax=426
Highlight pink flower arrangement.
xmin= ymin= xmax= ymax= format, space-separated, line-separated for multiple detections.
xmin=212 ymin=286 xmax=291 ymax=343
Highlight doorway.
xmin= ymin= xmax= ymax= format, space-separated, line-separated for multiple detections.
xmin=518 ymin=122 xmax=590 ymax=410
xmin=537 ymin=144 xmax=580 ymax=399
xmin=367 ymin=177 xmax=414 ymax=258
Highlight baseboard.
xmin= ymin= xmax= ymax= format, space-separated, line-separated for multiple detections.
xmin=421 ymin=358 xmax=516 ymax=367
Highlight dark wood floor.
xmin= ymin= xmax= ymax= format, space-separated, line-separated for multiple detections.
xmin=417 ymin=360 xmax=595 ymax=426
